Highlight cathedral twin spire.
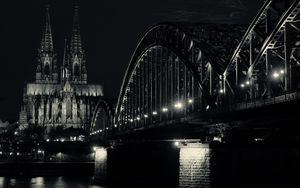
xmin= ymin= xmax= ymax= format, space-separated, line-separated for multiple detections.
xmin=70 ymin=6 xmax=83 ymax=54
xmin=36 ymin=5 xmax=87 ymax=84
xmin=40 ymin=6 xmax=54 ymax=53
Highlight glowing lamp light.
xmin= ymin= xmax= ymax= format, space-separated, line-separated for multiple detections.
xmin=219 ymin=89 xmax=224 ymax=94
xmin=280 ymin=69 xmax=285 ymax=74
xmin=93 ymin=146 xmax=97 ymax=152
xmin=240 ymin=84 xmax=245 ymax=88
xmin=188 ymin=99 xmax=193 ymax=104
xmin=246 ymin=81 xmax=250 ymax=85
xmin=152 ymin=111 xmax=158 ymax=115
xmin=213 ymin=136 xmax=222 ymax=142
xmin=273 ymin=72 xmax=280 ymax=79
xmin=254 ymin=138 xmax=264 ymax=142
xmin=206 ymin=105 xmax=210 ymax=110
xmin=114 ymin=124 xmax=118 ymax=128
xmin=162 ymin=107 xmax=168 ymax=112
xmin=0 ymin=151 xmax=2 ymax=155
xmin=174 ymin=102 xmax=183 ymax=109
xmin=136 ymin=117 xmax=141 ymax=121
xmin=46 ymin=139 xmax=50 ymax=142
xmin=130 ymin=119 xmax=134 ymax=122
xmin=144 ymin=114 xmax=148 ymax=118
xmin=174 ymin=141 xmax=180 ymax=147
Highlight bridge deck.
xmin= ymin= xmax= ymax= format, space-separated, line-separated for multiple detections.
xmin=209 ymin=91 xmax=300 ymax=114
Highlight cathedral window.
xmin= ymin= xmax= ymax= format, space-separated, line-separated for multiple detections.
xmin=74 ymin=64 xmax=80 ymax=76
xmin=45 ymin=63 xmax=50 ymax=75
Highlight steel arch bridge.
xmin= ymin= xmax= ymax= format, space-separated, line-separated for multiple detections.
xmin=113 ymin=23 xmax=246 ymax=132
xmin=89 ymin=99 xmax=113 ymax=139
xmin=92 ymin=0 xmax=300 ymax=138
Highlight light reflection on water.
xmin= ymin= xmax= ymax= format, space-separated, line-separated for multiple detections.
xmin=0 ymin=176 xmax=108 ymax=188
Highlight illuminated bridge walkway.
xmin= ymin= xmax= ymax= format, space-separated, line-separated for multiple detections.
xmin=90 ymin=0 xmax=300 ymax=187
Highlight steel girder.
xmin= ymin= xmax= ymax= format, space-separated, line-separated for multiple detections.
xmin=93 ymin=0 xmax=300 ymax=138
xmin=90 ymin=99 xmax=113 ymax=137
xmin=223 ymin=0 xmax=300 ymax=101
xmin=114 ymin=23 xmax=244 ymax=132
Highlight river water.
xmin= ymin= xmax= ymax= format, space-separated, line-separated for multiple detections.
xmin=0 ymin=176 xmax=108 ymax=188
xmin=1 ymin=143 xmax=300 ymax=187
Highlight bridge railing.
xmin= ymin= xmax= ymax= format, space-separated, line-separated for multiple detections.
xmin=210 ymin=90 xmax=300 ymax=114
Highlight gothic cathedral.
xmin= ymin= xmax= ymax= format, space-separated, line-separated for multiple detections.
xmin=18 ymin=6 xmax=103 ymax=134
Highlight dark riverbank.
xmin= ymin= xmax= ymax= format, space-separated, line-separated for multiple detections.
xmin=0 ymin=162 xmax=94 ymax=177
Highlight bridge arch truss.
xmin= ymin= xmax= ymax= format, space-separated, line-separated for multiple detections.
xmin=90 ymin=99 xmax=113 ymax=138
xmin=112 ymin=0 xmax=300 ymax=135
xmin=114 ymin=23 xmax=244 ymax=132
xmin=223 ymin=0 xmax=300 ymax=101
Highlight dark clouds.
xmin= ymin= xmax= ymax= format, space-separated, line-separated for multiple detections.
xmin=0 ymin=0 xmax=262 ymax=121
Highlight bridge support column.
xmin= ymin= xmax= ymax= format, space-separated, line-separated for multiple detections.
xmin=94 ymin=147 xmax=108 ymax=184
xmin=179 ymin=143 xmax=211 ymax=188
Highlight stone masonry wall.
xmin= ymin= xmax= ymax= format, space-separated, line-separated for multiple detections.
xmin=179 ymin=144 xmax=211 ymax=188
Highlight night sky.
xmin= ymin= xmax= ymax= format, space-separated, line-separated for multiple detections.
xmin=0 ymin=0 xmax=262 ymax=121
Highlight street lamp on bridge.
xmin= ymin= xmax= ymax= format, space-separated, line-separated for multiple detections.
xmin=162 ymin=107 xmax=168 ymax=112
xmin=152 ymin=111 xmax=158 ymax=115
xmin=174 ymin=102 xmax=183 ymax=109
xmin=272 ymin=69 xmax=285 ymax=80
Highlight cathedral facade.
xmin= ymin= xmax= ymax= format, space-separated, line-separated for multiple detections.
xmin=19 ymin=6 xmax=103 ymax=133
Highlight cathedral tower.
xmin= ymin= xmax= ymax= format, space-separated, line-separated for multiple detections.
xmin=69 ymin=6 xmax=87 ymax=84
xmin=36 ymin=6 xmax=58 ymax=83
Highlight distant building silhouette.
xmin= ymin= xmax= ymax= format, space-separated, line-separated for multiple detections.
xmin=18 ymin=6 xmax=103 ymax=135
